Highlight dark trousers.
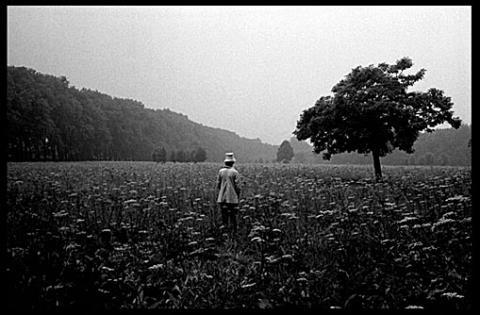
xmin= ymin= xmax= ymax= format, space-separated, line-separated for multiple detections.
xmin=219 ymin=202 xmax=238 ymax=233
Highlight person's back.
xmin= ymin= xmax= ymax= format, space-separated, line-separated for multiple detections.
xmin=217 ymin=166 xmax=240 ymax=204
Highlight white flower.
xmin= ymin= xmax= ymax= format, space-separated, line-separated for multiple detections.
xmin=397 ymin=216 xmax=417 ymax=224
xmin=251 ymin=236 xmax=263 ymax=243
xmin=405 ymin=305 xmax=424 ymax=309
xmin=432 ymin=217 xmax=456 ymax=231
xmin=148 ymin=264 xmax=164 ymax=271
xmin=441 ymin=292 xmax=464 ymax=299
xmin=241 ymin=282 xmax=256 ymax=289
xmin=445 ymin=195 xmax=470 ymax=203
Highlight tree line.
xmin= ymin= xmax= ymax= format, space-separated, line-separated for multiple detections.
xmin=7 ymin=66 xmax=276 ymax=162
xmin=9 ymin=58 xmax=468 ymax=171
xmin=152 ymin=147 xmax=207 ymax=163
xmin=289 ymin=124 xmax=471 ymax=167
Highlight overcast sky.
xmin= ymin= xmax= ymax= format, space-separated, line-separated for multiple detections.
xmin=7 ymin=6 xmax=471 ymax=145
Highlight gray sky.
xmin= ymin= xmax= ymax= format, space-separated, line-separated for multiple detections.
xmin=7 ymin=6 xmax=471 ymax=145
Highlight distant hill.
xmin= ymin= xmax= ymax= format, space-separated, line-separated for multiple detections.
xmin=290 ymin=124 xmax=471 ymax=166
xmin=7 ymin=66 xmax=277 ymax=162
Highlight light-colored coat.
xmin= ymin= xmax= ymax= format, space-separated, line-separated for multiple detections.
xmin=216 ymin=166 xmax=240 ymax=204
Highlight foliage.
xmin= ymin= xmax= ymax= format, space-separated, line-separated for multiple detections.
xmin=152 ymin=147 xmax=167 ymax=163
xmin=276 ymin=140 xmax=295 ymax=163
xmin=175 ymin=150 xmax=186 ymax=163
xmin=194 ymin=147 xmax=208 ymax=163
xmin=7 ymin=66 xmax=276 ymax=162
xmin=294 ymin=57 xmax=461 ymax=177
xmin=6 ymin=162 xmax=472 ymax=310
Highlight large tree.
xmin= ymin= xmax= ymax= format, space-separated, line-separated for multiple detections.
xmin=277 ymin=140 xmax=295 ymax=163
xmin=294 ymin=57 xmax=461 ymax=179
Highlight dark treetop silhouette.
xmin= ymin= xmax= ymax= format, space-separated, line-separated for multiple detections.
xmin=276 ymin=140 xmax=295 ymax=163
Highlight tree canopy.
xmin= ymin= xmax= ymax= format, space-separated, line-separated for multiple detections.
xmin=194 ymin=147 xmax=207 ymax=162
xmin=277 ymin=140 xmax=295 ymax=163
xmin=152 ymin=147 xmax=167 ymax=163
xmin=294 ymin=57 xmax=461 ymax=178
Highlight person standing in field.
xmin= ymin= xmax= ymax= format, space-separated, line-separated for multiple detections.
xmin=216 ymin=152 xmax=241 ymax=234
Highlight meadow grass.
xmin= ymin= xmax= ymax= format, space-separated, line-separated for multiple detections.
xmin=6 ymin=162 xmax=472 ymax=310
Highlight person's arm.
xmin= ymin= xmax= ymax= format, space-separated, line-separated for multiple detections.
xmin=233 ymin=173 xmax=241 ymax=197
xmin=216 ymin=172 xmax=222 ymax=191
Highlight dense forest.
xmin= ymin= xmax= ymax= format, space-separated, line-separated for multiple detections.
xmin=290 ymin=125 xmax=471 ymax=166
xmin=7 ymin=66 xmax=470 ymax=166
xmin=7 ymin=66 xmax=277 ymax=162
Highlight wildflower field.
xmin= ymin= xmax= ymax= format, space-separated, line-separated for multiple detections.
xmin=6 ymin=162 xmax=472 ymax=310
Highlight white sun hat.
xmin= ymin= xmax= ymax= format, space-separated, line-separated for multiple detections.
xmin=224 ymin=152 xmax=236 ymax=162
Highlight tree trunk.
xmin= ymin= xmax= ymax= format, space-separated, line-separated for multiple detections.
xmin=372 ymin=149 xmax=382 ymax=180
